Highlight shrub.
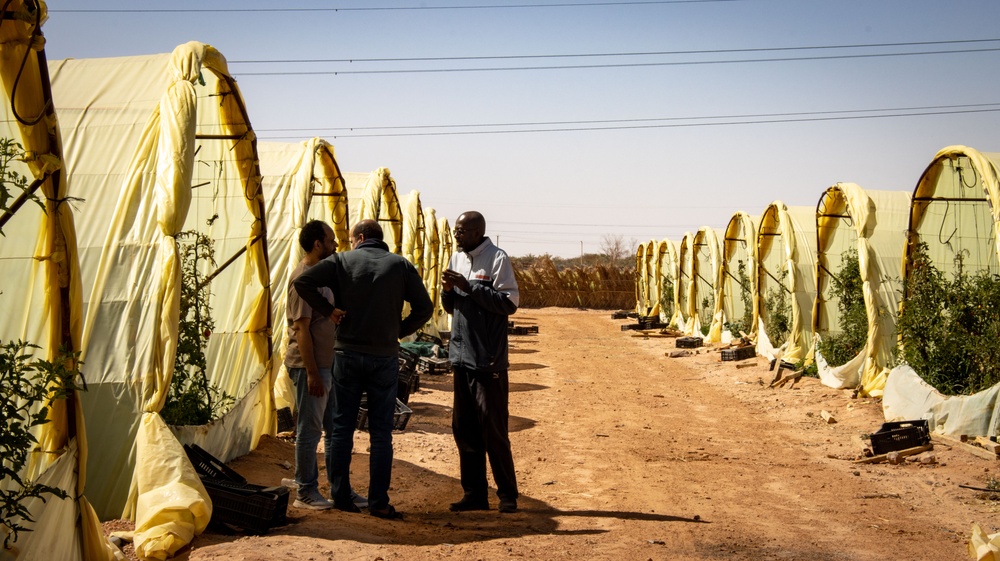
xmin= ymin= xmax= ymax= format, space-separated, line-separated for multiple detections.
xmin=0 ymin=138 xmax=41 ymax=235
xmin=763 ymin=268 xmax=791 ymax=347
xmin=817 ymin=249 xmax=867 ymax=367
xmin=0 ymin=342 xmax=81 ymax=548
xmin=161 ymin=226 xmax=234 ymax=426
xmin=699 ymin=294 xmax=714 ymax=336
xmin=897 ymin=243 xmax=1000 ymax=395
xmin=723 ymin=260 xmax=753 ymax=337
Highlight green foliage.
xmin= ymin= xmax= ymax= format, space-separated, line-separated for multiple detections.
xmin=660 ymin=273 xmax=675 ymax=318
xmin=763 ymin=268 xmax=791 ymax=346
xmin=817 ymin=250 xmax=868 ymax=367
xmin=897 ymin=243 xmax=1000 ymax=395
xmin=723 ymin=260 xmax=754 ymax=337
xmin=161 ymin=226 xmax=234 ymax=426
xmin=699 ymin=294 xmax=714 ymax=336
xmin=0 ymin=138 xmax=41 ymax=236
xmin=0 ymin=341 xmax=81 ymax=548
xmin=792 ymin=357 xmax=819 ymax=378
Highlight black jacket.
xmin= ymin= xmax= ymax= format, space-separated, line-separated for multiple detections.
xmin=294 ymin=239 xmax=433 ymax=357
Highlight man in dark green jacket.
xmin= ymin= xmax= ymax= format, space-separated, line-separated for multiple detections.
xmin=294 ymin=219 xmax=433 ymax=521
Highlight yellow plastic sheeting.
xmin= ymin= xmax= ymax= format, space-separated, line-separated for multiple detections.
xmin=709 ymin=212 xmax=758 ymax=344
xmin=653 ymin=239 xmax=678 ymax=324
xmin=344 ymin=168 xmax=403 ymax=254
xmin=435 ymin=217 xmax=454 ymax=333
xmin=970 ymin=524 xmax=1000 ymax=560
xmin=633 ymin=241 xmax=647 ymax=314
xmin=50 ymin=43 xmax=270 ymax=558
xmin=813 ymin=183 xmax=910 ymax=397
xmin=0 ymin=3 xmax=115 ymax=559
xmin=755 ymin=202 xmax=816 ymax=364
xmin=258 ymin=138 xmax=348 ymax=412
xmin=401 ymin=190 xmax=426 ymax=274
xmin=689 ymin=227 xmax=723 ymax=338
xmin=641 ymin=239 xmax=660 ymax=318
xmin=674 ymin=233 xmax=694 ymax=332
xmin=422 ymin=207 xmax=442 ymax=336
xmin=132 ymin=415 xmax=210 ymax=561
xmin=905 ymin=146 xmax=1000 ymax=283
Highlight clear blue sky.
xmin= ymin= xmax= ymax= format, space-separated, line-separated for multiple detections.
xmin=42 ymin=0 xmax=1000 ymax=258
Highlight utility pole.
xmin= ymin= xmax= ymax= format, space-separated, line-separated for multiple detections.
xmin=580 ymin=241 xmax=584 ymax=267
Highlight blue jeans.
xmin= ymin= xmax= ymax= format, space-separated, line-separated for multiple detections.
xmin=290 ymin=367 xmax=335 ymax=498
xmin=329 ymin=350 xmax=399 ymax=511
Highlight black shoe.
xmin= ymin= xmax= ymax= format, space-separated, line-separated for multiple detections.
xmin=498 ymin=499 xmax=518 ymax=513
xmin=332 ymin=500 xmax=361 ymax=513
xmin=449 ymin=496 xmax=490 ymax=512
xmin=370 ymin=505 xmax=403 ymax=520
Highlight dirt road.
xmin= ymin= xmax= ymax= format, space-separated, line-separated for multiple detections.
xmin=170 ymin=308 xmax=997 ymax=561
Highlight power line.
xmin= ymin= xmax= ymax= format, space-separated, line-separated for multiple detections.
xmin=255 ymin=102 xmax=1000 ymax=133
xmin=256 ymin=105 xmax=1000 ymax=139
xmin=230 ymin=39 xmax=1000 ymax=64
xmin=234 ymin=46 xmax=1000 ymax=75
xmin=51 ymin=1 xmax=744 ymax=14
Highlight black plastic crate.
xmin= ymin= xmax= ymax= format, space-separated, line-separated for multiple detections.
xmin=721 ymin=346 xmax=756 ymax=361
xmin=611 ymin=310 xmax=629 ymax=320
xmin=416 ymin=332 xmax=442 ymax=346
xmin=676 ymin=336 xmax=704 ymax=348
xmin=417 ymin=356 xmax=451 ymax=375
xmin=357 ymin=397 xmax=413 ymax=431
xmin=397 ymin=366 xmax=420 ymax=405
xmin=201 ymin=478 xmax=289 ymax=534
xmin=276 ymin=406 xmax=295 ymax=433
xmin=184 ymin=444 xmax=246 ymax=484
xmin=870 ymin=419 xmax=930 ymax=455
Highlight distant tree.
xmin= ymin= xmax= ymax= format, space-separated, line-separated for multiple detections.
xmin=599 ymin=234 xmax=629 ymax=265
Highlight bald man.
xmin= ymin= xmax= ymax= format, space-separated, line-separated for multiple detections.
xmin=442 ymin=211 xmax=520 ymax=514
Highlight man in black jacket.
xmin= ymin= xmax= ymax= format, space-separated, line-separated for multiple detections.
xmin=294 ymin=219 xmax=433 ymax=521
xmin=442 ymin=211 xmax=520 ymax=514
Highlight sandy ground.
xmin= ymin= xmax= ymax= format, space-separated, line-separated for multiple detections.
xmin=110 ymin=308 xmax=1000 ymax=560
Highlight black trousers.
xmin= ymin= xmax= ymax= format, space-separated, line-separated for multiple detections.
xmin=452 ymin=366 xmax=518 ymax=501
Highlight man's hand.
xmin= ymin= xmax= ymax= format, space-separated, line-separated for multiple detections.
xmin=306 ymin=370 xmax=325 ymax=397
xmin=330 ymin=308 xmax=346 ymax=324
xmin=442 ymin=269 xmax=470 ymax=293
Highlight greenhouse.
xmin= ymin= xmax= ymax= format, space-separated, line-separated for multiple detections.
xmin=673 ymin=233 xmax=694 ymax=332
xmin=707 ymin=211 xmax=758 ymax=344
xmin=258 ymin=137 xmax=349 ymax=413
xmin=689 ymin=227 xmax=723 ymax=337
xmin=633 ymin=240 xmax=650 ymax=316
xmin=0 ymin=2 xmax=117 ymax=559
xmin=653 ymin=238 xmax=679 ymax=325
xmin=434 ymin=216 xmax=454 ymax=333
xmin=755 ymin=202 xmax=816 ymax=365
xmin=49 ymin=42 xmax=271 ymax=557
xmin=812 ymin=183 xmax=910 ymax=397
xmin=883 ymin=146 xmax=1000 ymax=436
xmin=344 ymin=168 xmax=403 ymax=255
xmin=401 ymin=189 xmax=426 ymax=274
